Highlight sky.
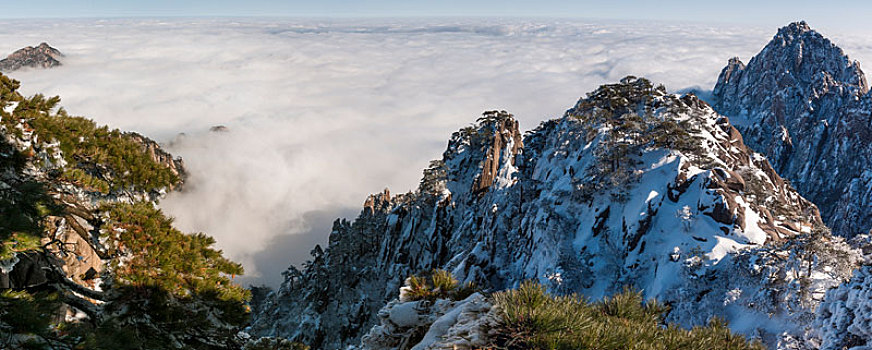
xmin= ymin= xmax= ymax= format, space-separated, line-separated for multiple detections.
xmin=2 ymin=0 xmax=872 ymax=32
xmin=2 ymin=6 xmax=872 ymax=287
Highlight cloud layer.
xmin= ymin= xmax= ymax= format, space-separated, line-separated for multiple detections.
xmin=3 ymin=18 xmax=870 ymax=286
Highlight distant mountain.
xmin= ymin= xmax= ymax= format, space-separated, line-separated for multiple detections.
xmin=712 ymin=21 xmax=872 ymax=238
xmin=0 ymin=42 xmax=64 ymax=72
xmin=251 ymin=77 xmax=859 ymax=349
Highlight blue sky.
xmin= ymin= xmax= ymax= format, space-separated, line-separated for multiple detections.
xmin=1 ymin=0 xmax=870 ymax=31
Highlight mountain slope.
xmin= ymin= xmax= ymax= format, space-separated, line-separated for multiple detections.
xmin=252 ymin=77 xmax=859 ymax=349
xmin=712 ymin=21 xmax=872 ymax=238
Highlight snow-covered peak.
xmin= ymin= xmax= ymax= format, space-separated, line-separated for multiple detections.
xmin=712 ymin=22 xmax=872 ymax=239
xmin=715 ymin=21 xmax=867 ymax=103
xmin=251 ymin=77 xmax=858 ymax=349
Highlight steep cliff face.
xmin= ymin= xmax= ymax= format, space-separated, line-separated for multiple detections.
xmin=252 ymin=77 xmax=859 ymax=349
xmin=0 ymin=43 xmax=63 ymax=72
xmin=712 ymin=21 xmax=872 ymax=238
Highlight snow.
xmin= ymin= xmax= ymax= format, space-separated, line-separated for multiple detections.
xmin=814 ymin=266 xmax=872 ymax=349
xmin=355 ymin=294 xmax=494 ymax=350
xmin=724 ymin=288 xmax=743 ymax=305
xmin=388 ymin=301 xmax=424 ymax=328
xmin=0 ymin=254 xmax=19 ymax=274
xmin=734 ymin=196 xmax=769 ymax=245
xmin=1 ymin=101 xmax=17 ymax=115
xmin=645 ymin=190 xmax=659 ymax=203
xmin=708 ymin=236 xmax=751 ymax=262
xmin=410 ymin=294 xmax=484 ymax=350
xmin=257 ymin=87 xmax=859 ymax=350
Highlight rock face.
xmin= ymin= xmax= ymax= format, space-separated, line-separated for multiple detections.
xmin=251 ymin=77 xmax=860 ymax=349
xmin=0 ymin=43 xmax=64 ymax=72
xmin=712 ymin=21 xmax=872 ymax=238
xmin=128 ymin=132 xmax=188 ymax=188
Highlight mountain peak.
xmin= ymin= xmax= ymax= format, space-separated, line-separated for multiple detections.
xmin=715 ymin=21 xmax=867 ymax=104
xmin=570 ymin=76 xmax=667 ymax=116
xmin=252 ymin=78 xmax=848 ymax=349
xmin=711 ymin=21 xmax=872 ymax=238
xmin=776 ymin=20 xmax=812 ymax=37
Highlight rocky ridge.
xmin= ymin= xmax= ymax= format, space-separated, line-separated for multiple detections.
xmin=251 ymin=77 xmax=860 ymax=349
xmin=0 ymin=43 xmax=64 ymax=72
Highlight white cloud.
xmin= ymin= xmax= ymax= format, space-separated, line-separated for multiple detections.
xmin=3 ymin=18 xmax=870 ymax=286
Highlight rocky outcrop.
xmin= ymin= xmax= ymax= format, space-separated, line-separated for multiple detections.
xmin=712 ymin=21 xmax=872 ymax=238
xmin=352 ymin=293 xmax=496 ymax=350
xmin=128 ymin=132 xmax=187 ymax=187
xmin=470 ymin=111 xmax=523 ymax=194
xmin=251 ymin=78 xmax=859 ymax=349
xmin=0 ymin=43 xmax=63 ymax=72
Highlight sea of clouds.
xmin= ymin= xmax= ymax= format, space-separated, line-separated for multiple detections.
xmin=2 ymin=18 xmax=870 ymax=287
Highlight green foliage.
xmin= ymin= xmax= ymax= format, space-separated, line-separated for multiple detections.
xmin=0 ymin=137 xmax=59 ymax=260
xmin=1 ymin=203 xmax=252 ymax=350
xmin=0 ymin=73 xmax=248 ymax=349
xmin=0 ymin=290 xmax=60 ymax=338
xmin=573 ymin=76 xmax=666 ymax=117
xmin=403 ymin=269 xmax=479 ymax=302
xmin=25 ymin=109 xmax=180 ymax=193
xmin=405 ymin=275 xmax=433 ymax=301
xmin=431 ymin=269 xmax=459 ymax=292
xmin=70 ymin=286 xmax=247 ymax=350
xmin=419 ymin=160 xmax=447 ymax=195
xmin=0 ymin=73 xmax=23 ymax=111
xmin=51 ymin=202 xmax=253 ymax=349
xmin=0 ymin=73 xmax=180 ymax=194
xmin=491 ymin=281 xmax=764 ymax=350
xmin=102 ymin=202 xmax=248 ymax=303
xmin=476 ymin=110 xmax=514 ymax=124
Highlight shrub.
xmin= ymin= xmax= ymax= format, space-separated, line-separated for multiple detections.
xmin=101 ymin=202 xmax=248 ymax=303
xmin=431 ymin=269 xmax=459 ymax=293
xmin=401 ymin=269 xmax=478 ymax=302
xmin=490 ymin=281 xmax=764 ymax=350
